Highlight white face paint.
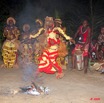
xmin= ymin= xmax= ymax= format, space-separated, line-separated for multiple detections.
xmin=79 ymin=37 xmax=81 ymax=40
xmin=92 ymin=52 xmax=95 ymax=55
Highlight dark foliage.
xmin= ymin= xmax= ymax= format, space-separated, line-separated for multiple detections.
xmin=0 ymin=0 xmax=103 ymax=52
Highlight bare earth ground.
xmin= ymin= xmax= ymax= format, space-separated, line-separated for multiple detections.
xmin=0 ymin=61 xmax=104 ymax=103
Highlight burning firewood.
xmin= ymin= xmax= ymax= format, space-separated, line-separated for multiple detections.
xmin=19 ymin=82 xmax=50 ymax=95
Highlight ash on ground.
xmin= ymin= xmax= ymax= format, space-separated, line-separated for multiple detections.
xmin=20 ymin=82 xmax=50 ymax=96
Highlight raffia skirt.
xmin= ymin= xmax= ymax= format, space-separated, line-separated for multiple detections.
xmin=2 ymin=40 xmax=18 ymax=68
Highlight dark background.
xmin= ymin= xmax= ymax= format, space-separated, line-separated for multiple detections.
xmin=0 ymin=0 xmax=104 ymax=41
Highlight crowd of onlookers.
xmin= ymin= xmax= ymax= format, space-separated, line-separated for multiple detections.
xmin=71 ymin=20 xmax=104 ymax=73
xmin=1 ymin=16 xmax=104 ymax=77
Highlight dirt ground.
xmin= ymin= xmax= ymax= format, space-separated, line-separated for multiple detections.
xmin=0 ymin=61 xmax=104 ymax=103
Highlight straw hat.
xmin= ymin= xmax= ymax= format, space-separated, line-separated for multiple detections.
xmin=7 ymin=17 xmax=16 ymax=25
xmin=45 ymin=16 xmax=54 ymax=27
xmin=45 ymin=16 xmax=53 ymax=22
xmin=35 ymin=19 xmax=43 ymax=26
xmin=55 ymin=18 xmax=62 ymax=24
xmin=23 ymin=24 xmax=30 ymax=31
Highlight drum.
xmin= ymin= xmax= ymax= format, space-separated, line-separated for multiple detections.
xmin=75 ymin=50 xmax=84 ymax=70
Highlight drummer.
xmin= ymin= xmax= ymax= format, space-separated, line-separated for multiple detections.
xmin=72 ymin=20 xmax=91 ymax=73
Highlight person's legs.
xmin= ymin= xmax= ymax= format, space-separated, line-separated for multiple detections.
xmin=71 ymin=44 xmax=80 ymax=69
xmin=84 ymin=56 xmax=88 ymax=73
xmin=84 ymin=44 xmax=89 ymax=73
xmin=72 ymin=54 xmax=76 ymax=69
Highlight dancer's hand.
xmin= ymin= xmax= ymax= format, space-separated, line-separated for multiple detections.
xmin=29 ymin=35 xmax=32 ymax=39
xmin=80 ymin=46 xmax=84 ymax=51
xmin=69 ymin=38 xmax=75 ymax=44
xmin=56 ymin=72 xmax=64 ymax=79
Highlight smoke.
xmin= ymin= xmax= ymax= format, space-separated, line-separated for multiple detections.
xmin=15 ymin=0 xmax=49 ymax=85
xmin=21 ymin=62 xmax=37 ymax=82
xmin=16 ymin=0 xmax=48 ymax=31
xmin=18 ymin=54 xmax=44 ymax=85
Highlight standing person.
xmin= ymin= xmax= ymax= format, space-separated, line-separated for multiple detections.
xmin=97 ymin=26 xmax=104 ymax=61
xmin=72 ymin=20 xmax=91 ymax=73
xmin=30 ymin=19 xmax=45 ymax=64
xmin=20 ymin=24 xmax=38 ymax=82
xmin=1 ymin=17 xmax=20 ymax=68
xmin=30 ymin=16 xmax=74 ymax=79
xmin=19 ymin=24 xmax=33 ymax=64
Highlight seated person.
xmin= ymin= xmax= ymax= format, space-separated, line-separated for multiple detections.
xmin=97 ymin=26 xmax=104 ymax=61
xmin=89 ymin=39 xmax=98 ymax=61
xmin=97 ymin=43 xmax=104 ymax=62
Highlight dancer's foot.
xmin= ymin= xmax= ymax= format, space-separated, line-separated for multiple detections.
xmin=71 ymin=64 xmax=76 ymax=69
xmin=56 ymin=72 xmax=64 ymax=79
xmin=13 ymin=64 xmax=19 ymax=69
xmin=72 ymin=66 xmax=76 ymax=69
xmin=0 ymin=64 xmax=6 ymax=68
xmin=37 ymin=72 xmax=43 ymax=77
xmin=84 ymin=68 xmax=87 ymax=74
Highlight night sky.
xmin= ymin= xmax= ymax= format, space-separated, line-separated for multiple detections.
xmin=0 ymin=0 xmax=104 ymax=37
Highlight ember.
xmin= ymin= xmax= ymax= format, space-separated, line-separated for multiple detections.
xmin=20 ymin=82 xmax=50 ymax=96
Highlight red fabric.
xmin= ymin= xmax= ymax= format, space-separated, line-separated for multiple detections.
xmin=15 ymin=52 xmax=18 ymax=64
xmin=38 ymin=50 xmax=62 ymax=74
xmin=39 ymin=63 xmax=55 ymax=74
xmin=47 ymin=30 xmax=57 ymax=34
xmin=48 ymin=38 xmax=60 ymax=46
xmin=90 ymin=43 xmax=97 ymax=52
xmin=79 ymin=25 xmax=90 ymax=43
xmin=72 ymin=44 xmax=89 ymax=57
